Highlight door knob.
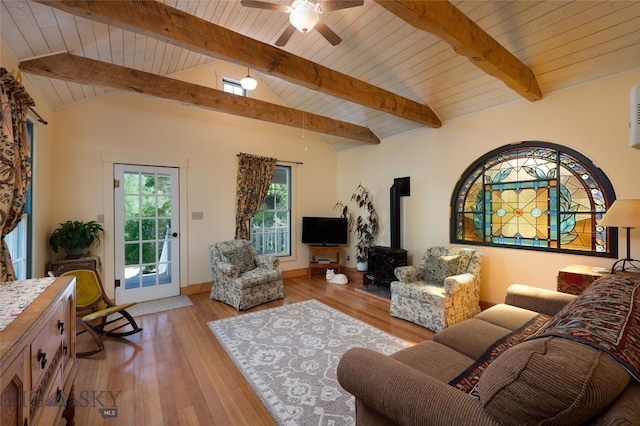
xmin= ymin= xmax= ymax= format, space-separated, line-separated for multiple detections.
xmin=172 ymin=232 xmax=178 ymax=237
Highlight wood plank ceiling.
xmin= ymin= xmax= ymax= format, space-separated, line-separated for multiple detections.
xmin=3 ymin=0 xmax=640 ymax=151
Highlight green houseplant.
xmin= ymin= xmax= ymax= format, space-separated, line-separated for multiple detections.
xmin=335 ymin=184 xmax=379 ymax=271
xmin=49 ymin=220 xmax=104 ymax=258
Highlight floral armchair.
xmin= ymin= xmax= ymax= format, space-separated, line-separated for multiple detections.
xmin=390 ymin=246 xmax=483 ymax=332
xmin=209 ymin=239 xmax=284 ymax=311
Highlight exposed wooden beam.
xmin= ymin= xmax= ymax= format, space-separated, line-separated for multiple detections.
xmin=19 ymin=53 xmax=380 ymax=145
xmin=375 ymin=0 xmax=542 ymax=102
xmin=32 ymin=0 xmax=441 ymax=128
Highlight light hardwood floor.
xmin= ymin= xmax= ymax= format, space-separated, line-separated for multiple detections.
xmin=73 ymin=275 xmax=434 ymax=425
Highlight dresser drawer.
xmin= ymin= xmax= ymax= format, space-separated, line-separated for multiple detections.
xmin=32 ymin=361 xmax=64 ymax=426
xmin=30 ymin=298 xmax=65 ymax=389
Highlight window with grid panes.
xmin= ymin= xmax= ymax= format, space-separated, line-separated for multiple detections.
xmin=250 ymin=165 xmax=292 ymax=256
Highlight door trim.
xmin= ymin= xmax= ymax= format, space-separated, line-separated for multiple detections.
xmin=102 ymin=152 xmax=189 ymax=300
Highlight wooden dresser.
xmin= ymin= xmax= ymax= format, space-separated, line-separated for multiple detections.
xmin=0 ymin=276 xmax=76 ymax=426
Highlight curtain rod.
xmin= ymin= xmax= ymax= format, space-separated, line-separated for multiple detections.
xmin=0 ymin=68 xmax=47 ymax=125
xmin=29 ymin=106 xmax=48 ymax=125
xmin=236 ymin=154 xmax=302 ymax=165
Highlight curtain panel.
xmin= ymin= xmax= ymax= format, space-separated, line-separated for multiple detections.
xmin=235 ymin=153 xmax=277 ymax=240
xmin=0 ymin=68 xmax=34 ymax=281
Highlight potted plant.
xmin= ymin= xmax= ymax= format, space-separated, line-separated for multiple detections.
xmin=49 ymin=220 xmax=104 ymax=259
xmin=335 ymin=184 xmax=379 ymax=271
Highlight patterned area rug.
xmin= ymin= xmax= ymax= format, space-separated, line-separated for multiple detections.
xmin=126 ymin=295 xmax=193 ymax=317
xmin=208 ymin=299 xmax=411 ymax=425
xmin=449 ymin=313 xmax=551 ymax=398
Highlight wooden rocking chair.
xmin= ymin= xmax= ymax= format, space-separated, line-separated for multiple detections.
xmin=51 ymin=265 xmax=143 ymax=357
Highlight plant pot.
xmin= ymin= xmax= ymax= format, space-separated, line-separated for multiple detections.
xmin=356 ymin=261 xmax=368 ymax=272
xmin=64 ymin=247 xmax=85 ymax=259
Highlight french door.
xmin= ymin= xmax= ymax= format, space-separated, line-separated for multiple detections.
xmin=114 ymin=164 xmax=180 ymax=303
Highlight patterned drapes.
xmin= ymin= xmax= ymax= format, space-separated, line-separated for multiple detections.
xmin=235 ymin=153 xmax=277 ymax=240
xmin=0 ymin=68 xmax=34 ymax=281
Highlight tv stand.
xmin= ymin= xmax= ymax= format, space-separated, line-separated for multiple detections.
xmin=308 ymin=245 xmax=341 ymax=279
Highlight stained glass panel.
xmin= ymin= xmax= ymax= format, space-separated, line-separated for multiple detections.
xmin=450 ymin=141 xmax=617 ymax=258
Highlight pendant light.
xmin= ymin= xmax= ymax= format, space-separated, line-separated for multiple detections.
xmin=240 ymin=68 xmax=257 ymax=91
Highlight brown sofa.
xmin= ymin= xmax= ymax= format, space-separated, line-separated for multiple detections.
xmin=337 ymin=280 xmax=640 ymax=425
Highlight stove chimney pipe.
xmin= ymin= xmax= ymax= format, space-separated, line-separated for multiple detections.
xmin=390 ymin=177 xmax=410 ymax=249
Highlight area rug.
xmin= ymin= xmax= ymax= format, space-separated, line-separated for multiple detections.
xmin=126 ymin=295 xmax=193 ymax=317
xmin=208 ymin=299 xmax=411 ymax=425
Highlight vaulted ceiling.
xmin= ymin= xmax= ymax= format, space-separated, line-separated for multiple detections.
xmin=3 ymin=0 xmax=640 ymax=151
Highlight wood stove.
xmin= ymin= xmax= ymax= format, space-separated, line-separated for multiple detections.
xmin=365 ymin=246 xmax=407 ymax=286
xmin=365 ymin=177 xmax=410 ymax=287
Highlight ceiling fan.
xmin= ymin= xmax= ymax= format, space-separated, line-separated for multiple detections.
xmin=241 ymin=0 xmax=364 ymax=47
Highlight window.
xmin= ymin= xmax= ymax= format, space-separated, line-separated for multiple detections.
xmin=5 ymin=214 xmax=28 ymax=279
xmin=251 ymin=165 xmax=291 ymax=256
xmin=6 ymin=120 xmax=33 ymax=278
xmin=451 ymin=141 xmax=617 ymax=257
xmin=222 ymin=77 xmax=247 ymax=97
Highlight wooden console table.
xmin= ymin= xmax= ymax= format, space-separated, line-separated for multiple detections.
xmin=0 ymin=276 xmax=77 ymax=426
xmin=308 ymin=246 xmax=341 ymax=279
xmin=49 ymin=255 xmax=101 ymax=275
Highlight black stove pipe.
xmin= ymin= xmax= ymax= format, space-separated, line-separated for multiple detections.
xmin=390 ymin=177 xmax=410 ymax=249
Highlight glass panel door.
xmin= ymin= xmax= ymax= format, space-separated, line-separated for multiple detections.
xmin=114 ymin=164 xmax=180 ymax=303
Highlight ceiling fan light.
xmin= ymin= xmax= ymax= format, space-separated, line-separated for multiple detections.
xmin=290 ymin=6 xmax=318 ymax=33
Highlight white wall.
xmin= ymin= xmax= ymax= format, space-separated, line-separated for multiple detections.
xmin=45 ymin=61 xmax=339 ymax=296
xmin=337 ymin=71 xmax=640 ymax=304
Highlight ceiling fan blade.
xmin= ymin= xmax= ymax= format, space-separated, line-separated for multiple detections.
xmin=275 ymin=24 xmax=297 ymax=47
xmin=240 ymin=0 xmax=289 ymax=11
xmin=318 ymin=1 xmax=364 ymax=12
xmin=315 ymin=21 xmax=342 ymax=46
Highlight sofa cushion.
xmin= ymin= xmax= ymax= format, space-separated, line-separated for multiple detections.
xmin=234 ymin=268 xmax=282 ymax=289
xmin=434 ymin=318 xmax=512 ymax=360
xmin=425 ymin=255 xmax=461 ymax=284
xmin=478 ymin=336 xmax=630 ymax=426
xmin=391 ymin=340 xmax=475 ymax=383
xmin=221 ymin=245 xmax=255 ymax=273
xmin=474 ymin=304 xmax=540 ymax=331
xmin=390 ymin=281 xmax=446 ymax=306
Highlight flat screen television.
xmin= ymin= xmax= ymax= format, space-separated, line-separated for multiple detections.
xmin=301 ymin=217 xmax=348 ymax=246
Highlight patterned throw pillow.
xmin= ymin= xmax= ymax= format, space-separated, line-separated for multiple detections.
xmin=455 ymin=251 xmax=473 ymax=274
xmin=221 ymin=246 xmax=255 ymax=273
xmin=425 ymin=255 xmax=461 ymax=284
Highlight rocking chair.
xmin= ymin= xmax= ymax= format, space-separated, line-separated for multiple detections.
xmin=51 ymin=265 xmax=142 ymax=357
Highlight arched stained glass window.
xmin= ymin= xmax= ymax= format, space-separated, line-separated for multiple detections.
xmin=450 ymin=141 xmax=617 ymax=258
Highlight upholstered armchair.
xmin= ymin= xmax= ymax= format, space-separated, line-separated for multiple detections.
xmin=209 ymin=239 xmax=284 ymax=311
xmin=390 ymin=246 xmax=483 ymax=332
